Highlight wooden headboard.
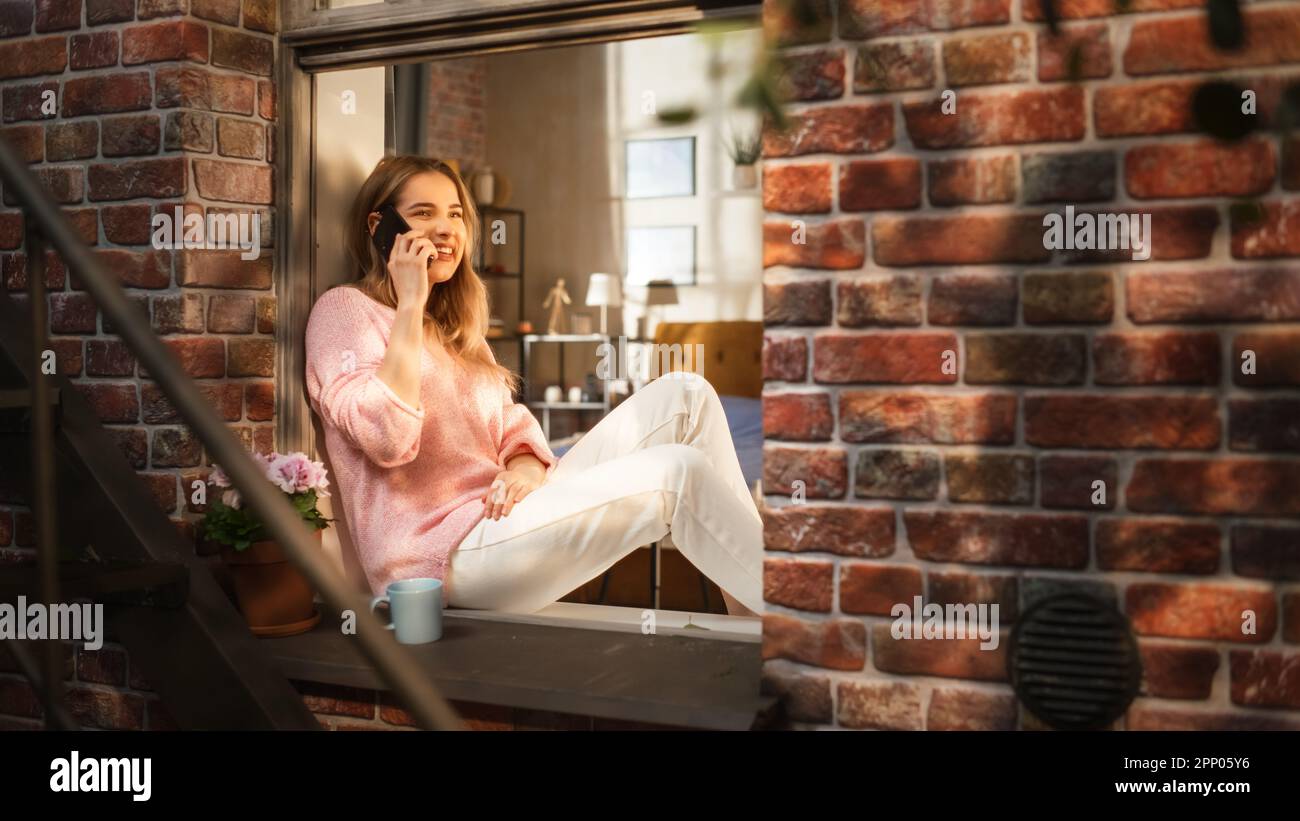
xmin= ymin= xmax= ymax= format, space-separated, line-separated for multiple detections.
xmin=652 ymin=321 xmax=762 ymax=398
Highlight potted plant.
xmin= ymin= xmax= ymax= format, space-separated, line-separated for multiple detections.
xmin=197 ymin=451 xmax=334 ymax=637
xmin=727 ymin=129 xmax=762 ymax=190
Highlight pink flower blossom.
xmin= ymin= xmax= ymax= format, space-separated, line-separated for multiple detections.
xmin=222 ymin=488 xmax=242 ymax=510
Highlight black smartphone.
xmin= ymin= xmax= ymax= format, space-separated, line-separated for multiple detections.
xmin=371 ymin=203 xmax=413 ymax=265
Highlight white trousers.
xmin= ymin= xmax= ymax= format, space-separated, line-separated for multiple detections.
xmin=446 ymin=372 xmax=765 ymax=614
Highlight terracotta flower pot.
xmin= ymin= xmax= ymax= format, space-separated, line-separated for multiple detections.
xmin=221 ymin=529 xmax=322 ymax=638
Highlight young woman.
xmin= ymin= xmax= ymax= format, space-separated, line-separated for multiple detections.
xmin=305 ymin=155 xmax=763 ymax=617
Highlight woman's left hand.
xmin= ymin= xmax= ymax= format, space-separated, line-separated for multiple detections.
xmin=482 ymin=468 xmax=543 ymax=520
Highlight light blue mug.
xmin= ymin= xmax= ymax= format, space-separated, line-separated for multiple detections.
xmin=370 ymin=578 xmax=443 ymax=644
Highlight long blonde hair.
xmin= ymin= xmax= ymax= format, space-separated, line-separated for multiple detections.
xmin=344 ymin=154 xmax=516 ymax=392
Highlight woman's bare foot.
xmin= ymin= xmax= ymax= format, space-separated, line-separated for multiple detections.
xmin=721 ymin=589 xmax=759 ymax=618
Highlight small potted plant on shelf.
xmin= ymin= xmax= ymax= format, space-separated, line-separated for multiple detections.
xmin=197 ymin=451 xmax=334 ymax=638
xmin=727 ymin=129 xmax=762 ymax=190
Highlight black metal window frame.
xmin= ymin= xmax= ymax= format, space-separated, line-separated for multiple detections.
xmin=275 ymin=0 xmax=762 ymax=600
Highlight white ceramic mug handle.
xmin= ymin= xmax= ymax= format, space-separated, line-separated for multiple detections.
xmin=369 ymin=595 xmax=395 ymax=630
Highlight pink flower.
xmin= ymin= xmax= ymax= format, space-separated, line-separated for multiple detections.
xmin=210 ymin=451 xmax=330 ymax=498
xmin=209 ymin=465 xmax=231 ymax=488
xmin=222 ymin=488 xmax=242 ymax=510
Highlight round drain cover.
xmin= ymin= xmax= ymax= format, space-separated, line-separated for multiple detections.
xmin=1008 ymin=592 xmax=1142 ymax=731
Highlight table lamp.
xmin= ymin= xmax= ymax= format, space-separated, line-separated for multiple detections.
xmin=585 ymin=272 xmax=622 ymax=335
xmin=644 ymin=279 xmax=679 ymax=339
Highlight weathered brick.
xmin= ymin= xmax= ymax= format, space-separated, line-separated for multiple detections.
xmin=945 ymin=452 xmax=1033 ymax=505
xmin=1025 ymin=395 xmax=1219 ymax=449
xmin=45 ymin=121 xmax=98 ymax=161
xmin=965 ymin=333 xmax=1086 ymax=385
xmin=838 ymin=158 xmax=921 ymax=211
xmin=836 ymin=680 xmax=922 ymax=730
xmin=814 ymin=333 xmax=958 ymax=384
xmin=1093 ymin=331 xmax=1220 ymax=385
xmin=88 ymin=157 xmax=185 ymax=200
xmin=840 ymin=563 xmax=922 ymax=616
xmin=927 ymin=154 xmax=1015 ymax=206
xmin=227 ymin=336 xmax=273 ymax=377
xmin=176 ymin=249 xmax=272 ymax=289
xmin=1232 ymin=200 xmax=1300 ymax=259
xmin=1039 ymin=455 xmax=1116 ymax=510
xmin=855 ymin=448 xmax=939 ymax=500
xmin=1127 ymin=583 xmax=1276 ymax=642
xmin=839 ymin=0 xmax=1010 ymax=38
xmin=943 ymin=31 xmax=1031 ymax=86
xmin=101 ymin=113 xmax=160 ymax=156
xmin=1023 ymin=271 xmax=1113 ymax=324
xmin=764 ymin=279 xmax=830 ymax=326
xmin=192 ymin=159 xmax=272 ymax=204
xmin=1022 ymin=150 xmax=1116 ymax=203
xmin=840 ymin=391 xmax=1016 ymax=444
xmin=763 ymin=103 xmax=892 ymax=156
xmin=1124 ymin=5 xmax=1300 ymax=75
xmin=905 ymin=510 xmax=1089 ymax=568
xmin=1127 ymin=140 xmax=1275 ymax=199
xmin=122 ymin=20 xmax=207 ymax=64
xmin=852 ymin=40 xmax=935 ymax=93
xmin=206 ymin=293 xmax=254 ymax=333
xmin=763 ymin=334 xmax=806 ymax=382
xmin=1229 ymin=398 xmax=1300 ymax=452
xmin=86 ymin=338 xmax=136 ymax=376
xmin=871 ymin=624 xmax=1008 ymax=681
xmin=1231 ymin=525 xmax=1300 ymax=581
xmin=762 ymin=615 xmax=865 ymax=670
xmin=1037 ymin=23 xmax=1111 ymax=82
xmin=763 ymin=392 xmax=832 ymax=441
xmin=1230 ymin=650 xmax=1300 ymax=709
xmin=763 ymin=445 xmax=846 ymax=498
xmin=1139 ymin=642 xmax=1220 ymax=700
xmin=1127 ymin=268 xmax=1300 ymax=323
xmin=62 ymin=71 xmax=152 ymax=116
xmin=873 ymin=214 xmax=1050 ymax=265
xmin=836 ymin=275 xmax=922 ymax=326
xmin=1128 ymin=458 xmax=1300 ymax=516
xmin=928 ymin=571 xmax=1018 ymax=621
xmin=763 ymin=557 xmax=833 ymax=611
xmin=1098 ymin=519 xmax=1221 ymax=575
xmin=927 ymin=688 xmax=1017 ymax=730
xmin=763 ymin=163 xmax=831 ymax=214
xmin=760 ymin=666 xmax=832 ymax=724
xmin=216 ymin=116 xmax=263 ymax=160
xmin=70 ymin=30 xmax=119 ymax=70
xmin=773 ymin=48 xmax=844 ymax=102
xmin=0 ymin=35 xmax=66 ymax=79
xmin=210 ymin=28 xmax=272 ymax=75
xmin=1233 ymin=331 xmax=1300 ymax=386
xmin=763 ymin=218 xmax=865 ymax=269
xmin=903 ymin=87 xmax=1084 ymax=149
xmin=927 ymin=273 xmax=1017 ymax=325
xmin=762 ymin=504 xmax=895 ymax=557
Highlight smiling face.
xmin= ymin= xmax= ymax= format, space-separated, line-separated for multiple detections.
xmin=368 ymin=171 xmax=468 ymax=287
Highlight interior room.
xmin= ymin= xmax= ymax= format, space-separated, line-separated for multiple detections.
xmin=311 ymin=23 xmax=768 ymax=617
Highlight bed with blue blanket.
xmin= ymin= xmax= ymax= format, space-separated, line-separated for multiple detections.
xmin=550 ymin=393 xmax=763 ymax=486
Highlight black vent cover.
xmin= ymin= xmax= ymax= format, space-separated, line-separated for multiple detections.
xmin=1008 ymin=592 xmax=1142 ymax=730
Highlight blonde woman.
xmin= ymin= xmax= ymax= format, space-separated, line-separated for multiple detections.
xmin=305 ymin=155 xmax=762 ymax=617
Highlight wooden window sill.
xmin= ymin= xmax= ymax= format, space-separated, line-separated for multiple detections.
xmin=268 ymin=604 xmax=774 ymax=730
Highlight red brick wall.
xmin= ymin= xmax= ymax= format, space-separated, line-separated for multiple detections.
xmin=0 ymin=0 xmax=277 ymax=729
xmin=759 ymin=0 xmax=1300 ymax=729
xmin=426 ymin=57 xmax=487 ymax=175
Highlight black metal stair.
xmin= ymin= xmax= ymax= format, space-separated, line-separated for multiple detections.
xmin=0 ymin=292 xmax=320 ymax=729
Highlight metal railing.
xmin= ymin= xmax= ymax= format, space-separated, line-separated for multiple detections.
xmin=0 ymin=135 xmax=462 ymax=731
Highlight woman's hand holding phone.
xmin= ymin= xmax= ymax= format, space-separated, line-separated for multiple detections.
xmin=388 ymin=229 xmax=435 ymax=310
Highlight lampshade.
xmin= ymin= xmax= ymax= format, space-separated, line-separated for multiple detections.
xmin=585 ymin=273 xmax=622 ymax=307
xmin=645 ymin=279 xmax=679 ymax=307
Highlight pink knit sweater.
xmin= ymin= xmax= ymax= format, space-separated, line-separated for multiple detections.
xmin=304 ymin=285 xmax=556 ymax=599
